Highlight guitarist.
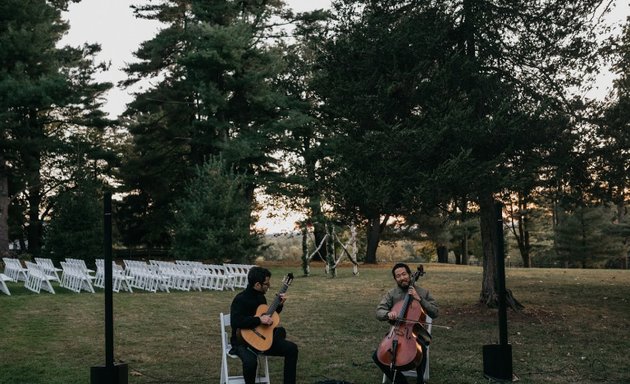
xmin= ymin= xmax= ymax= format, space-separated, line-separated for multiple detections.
xmin=230 ymin=266 xmax=298 ymax=384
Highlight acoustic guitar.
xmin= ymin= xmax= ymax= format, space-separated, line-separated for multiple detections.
xmin=238 ymin=273 xmax=294 ymax=352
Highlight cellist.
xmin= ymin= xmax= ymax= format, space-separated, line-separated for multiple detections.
xmin=372 ymin=263 xmax=439 ymax=384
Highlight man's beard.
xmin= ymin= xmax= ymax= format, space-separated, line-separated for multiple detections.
xmin=397 ymin=280 xmax=410 ymax=290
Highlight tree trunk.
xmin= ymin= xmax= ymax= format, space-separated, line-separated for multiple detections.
xmin=0 ymin=154 xmax=9 ymax=257
xmin=461 ymin=236 xmax=470 ymax=265
xmin=301 ymin=225 xmax=309 ymax=275
xmin=365 ymin=214 xmax=388 ymax=264
xmin=479 ymin=193 xmax=498 ymax=306
xmin=460 ymin=197 xmax=469 ymax=265
xmin=436 ymin=244 xmax=448 ymax=263
xmin=617 ymin=199 xmax=628 ymax=269
xmin=306 ymin=144 xmax=326 ymax=262
xmin=326 ymin=223 xmax=336 ymax=277
xmin=479 ymin=193 xmax=522 ymax=310
xmin=24 ymin=129 xmax=43 ymax=258
xmin=517 ymin=219 xmax=531 ymax=267
xmin=513 ymin=193 xmax=531 ymax=267
xmin=616 ymin=198 xmax=625 ymax=222
xmin=27 ymin=185 xmax=43 ymax=258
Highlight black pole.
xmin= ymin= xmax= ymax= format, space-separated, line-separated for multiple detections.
xmin=495 ymin=201 xmax=508 ymax=346
xmin=482 ymin=201 xmax=513 ymax=381
xmin=91 ymin=192 xmax=128 ymax=384
xmin=104 ymin=191 xmax=114 ymax=370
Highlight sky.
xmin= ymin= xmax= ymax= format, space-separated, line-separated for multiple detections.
xmin=61 ymin=0 xmax=331 ymax=118
xmin=61 ymin=0 xmax=627 ymax=233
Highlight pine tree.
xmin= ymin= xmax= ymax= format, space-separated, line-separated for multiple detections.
xmin=314 ymin=0 xmax=458 ymax=263
xmin=0 ymin=0 xmax=113 ymax=257
xmin=597 ymin=18 xmax=630 ymax=226
xmin=171 ymin=159 xmax=262 ymax=263
xmin=317 ymin=0 xmax=609 ymax=305
xmin=268 ymin=9 xmax=333 ymax=259
xmin=555 ymin=206 xmax=626 ymax=268
xmin=118 ymin=0 xmax=290 ymax=247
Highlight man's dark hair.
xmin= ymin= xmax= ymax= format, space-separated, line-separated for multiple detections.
xmin=248 ymin=266 xmax=271 ymax=286
xmin=391 ymin=262 xmax=411 ymax=277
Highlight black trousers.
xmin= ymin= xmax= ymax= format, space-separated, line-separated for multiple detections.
xmin=232 ymin=328 xmax=298 ymax=384
xmin=372 ymin=339 xmax=428 ymax=384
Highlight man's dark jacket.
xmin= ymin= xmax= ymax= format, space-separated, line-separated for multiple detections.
xmin=230 ymin=285 xmax=283 ymax=345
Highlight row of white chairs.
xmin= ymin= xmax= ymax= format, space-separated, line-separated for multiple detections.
xmin=1 ymin=257 xmax=258 ymax=295
xmin=2 ymin=258 xmax=58 ymax=294
xmin=1 ymin=257 xmax=94 ymax=294
xmin=175 ymin=261 xmax=249 ymax=291
xmin=120 ymin=260 xmax=256 ymax=293
xmin=191 ymin=261 xmax=256 ymax=290
xmin=122 ymin=260 xmax=171 ymax=293
xmin=150 ymin=260 xmax=202 ymax=291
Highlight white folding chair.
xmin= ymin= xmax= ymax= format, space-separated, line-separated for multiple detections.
xmin=2 ymin=258 xmax=28 ymax=282
xmin=94 ymin=259 xmax=105 ymax=288
xmin=219 ymin=312 xmax=270 ymax=384
xmin=34 ymin=257 xmax=62 ymax=282
xmin=65 ymin=258 xmax=95 ymax=277
xmin=382 ymin=315 xmax=432 ymax=384
xmin=218 ymin=265 xmax=236 ymax=291
xmin=60 ymin=262 xmax=95 ymax=293
xmin=0 ymin=273 xmax=13 ymax=295
xmin=24 ymin=261 xmax=56 ymax=294
xmin=112 ymin=263 xmax=133 ymax=293
xmin=208 ymin=265 xmax=228 ymax=290
xmin=223 ymin=264 xmax=248 ymax=288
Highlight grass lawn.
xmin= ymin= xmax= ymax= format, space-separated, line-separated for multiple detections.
xmin=1 ymin=262 xmax=629 ymax=384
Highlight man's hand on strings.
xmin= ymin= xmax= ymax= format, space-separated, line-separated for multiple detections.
xmin=408 ymin=287 xmax=421 ymax=303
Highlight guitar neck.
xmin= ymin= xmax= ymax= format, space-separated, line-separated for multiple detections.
xmin=265 ymin=284 xmax=289 ymax=316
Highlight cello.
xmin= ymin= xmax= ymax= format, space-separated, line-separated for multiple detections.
xmin=376 ymin=265 xmax=427 ymax=373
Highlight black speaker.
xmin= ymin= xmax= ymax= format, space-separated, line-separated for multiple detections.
xmin=483 ymin=344 xmax=512 ymax=381
xmin=90 ymin=362 xmax=128 ymax=384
